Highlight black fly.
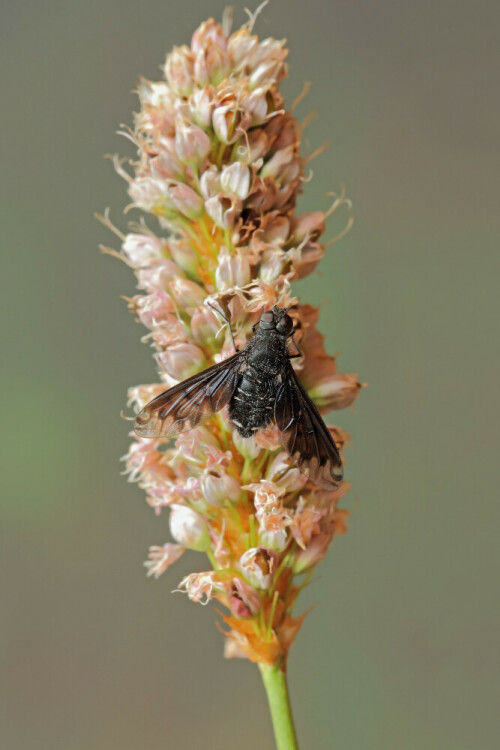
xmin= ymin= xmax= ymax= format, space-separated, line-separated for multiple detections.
xmin=134 ymin=306 xmax=343 ymax=490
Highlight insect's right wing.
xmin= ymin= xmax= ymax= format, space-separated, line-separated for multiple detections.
xmin=275 ymin=362 xmax=344 ymax=491
xmin=134 ymin=351 xmax=245 ymax=439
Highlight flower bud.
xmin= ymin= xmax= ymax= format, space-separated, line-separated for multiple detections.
xmin=236 ymin=129 xmax=268 ymax=163
xmin=293 ymin=242 xmax=324 ymax=279
xmin=229 ymin=578 xmax=261 ymax=618
xmin=232 ymin=431 xmax=261 ymax=459
xmin=280 ymin=161 xmax=300 ymax=186
xmin=199 ymin=167 xmax=221 ymax=199
xmin=249 ymin=59 xmax=285 ymax=89
xmin=220 ymin=163 xmax=251 ymax=200
xmin=228 ymin=29 xmax=258 ymax=68
xmin=205 ymin=195 xmax=240 ymax=230
xmin=165 ymin=46 xmax=194 ymax=97
xmin=189 ymin=88 xmax=213 ymax=128
xmin=122 ymin=233 xmax=165 ymax=266
xmin=150 ymin=318 xmax=189 ymax=349
xmin=135 ymin=291 xmax=175 ymax=329
xmin=137 ymin=259 xmax=184 ymax=293
xmin=239 ymin=547 xmax=277 ymax=589
xmin=266 ymin=451 xmax=308 ymax=493
xmin=156 ymin=342 xmax=206 ymax=381
xmin=258 ymin=249 xmax=287 ymax=283
xmin=154 ymin=150 xmax=186 ymax=181
xmin=213 ymin=105 xmax=245 ymax=144
xmin=129 ymin=178 xmax=178 ymax=218
xmin=260 ymin=216 xmax=290 ymax=244
xmin=169 ymin=504 xmax=210 ymax=551
xmin=291 ymin=212 xmax=326 ymax=244
xmin=309 ymin=373 xmax=363 ymax=410
xmin=191 ymin=19 xmax=227 ymax=55
xmin=246 ymin=38 xmax=286 ymax=69
xmin=201 ymin=468 xmax=241 ymax=506
xmin=190 ymin=305 xmax=223 ymax=347
xmin=167 ymin=182 xmax=204 ymax=219
xmin=260 ymin=145 xmax=295 ymax=179
xmin=174 ymin=121 xmax=211 ymax=168
xmin=169 ymin=277 xmax=206 ymax=310
xmin=194 ymin=46 xmax=230 ymax=87
xmin=292 ymin=531 xmax=332 ymax=574
xmin=169 ymin=240 xmax=199 ymax=277
xmin=241 ymin=87 xmax=269 ymax=125
xmin=215 ymin=247 xmax=251 ymax=291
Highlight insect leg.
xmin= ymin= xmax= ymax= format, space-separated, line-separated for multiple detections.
xmin=206 ymin=301 xmax=239 ymax=351
xmin=288 ymin=335 xmax=303 ymax=359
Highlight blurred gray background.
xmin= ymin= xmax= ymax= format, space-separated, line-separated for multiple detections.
xmin=1 ymin=1 xmax=498 ymax=748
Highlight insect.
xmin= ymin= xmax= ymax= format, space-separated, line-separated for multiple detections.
xmin=134 ymin=305 xmax=343 ymax=490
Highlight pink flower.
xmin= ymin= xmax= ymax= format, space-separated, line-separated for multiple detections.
xmin=108 ymin=9 xmax=360 ymax=669
xmin=176 ymin=571 xmax=222 ymax=604
xmin=239 ymin=547 xmax=277 ymax=589
xmin=144 ymin=543 xmax=185 ymax=578
xmin=155 ymin=342 xmax=206 ymax=380
xmin=135 ymin=290 xmax=175 ymax=329
xmin=122 ymin=233 xmax=165 ymax=265
xmin=169 ymin=504 xmax=210 ymax=550
xmin=289 ymin=498 xmax=323 ymax=550
xmin=201 ymin=467 xmax=241 ymax=506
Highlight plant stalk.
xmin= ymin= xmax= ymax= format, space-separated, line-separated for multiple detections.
xmin=259 ymin=662 xmax=299 ymax=750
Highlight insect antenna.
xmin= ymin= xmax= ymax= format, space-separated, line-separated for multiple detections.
xmin=205 ymin=301 xmax=239 ymax=352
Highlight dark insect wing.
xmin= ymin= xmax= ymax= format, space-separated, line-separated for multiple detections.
xmin=134 ymin=350 xmax=245 ymax=438
xmin=275 ymin=362 xmax=344 ymax=490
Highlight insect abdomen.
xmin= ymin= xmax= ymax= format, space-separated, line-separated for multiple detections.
xmin=228 ymin=369 xmax=277 ymax=438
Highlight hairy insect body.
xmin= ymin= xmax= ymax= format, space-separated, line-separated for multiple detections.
xmin=228 ymin=332 xmax=286 ymax=438
xmin=134 ymin=306 xmax=344 ymax=490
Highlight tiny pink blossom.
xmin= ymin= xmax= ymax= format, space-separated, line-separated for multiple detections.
xmin=239 ymin=547 xmax=277 ymax=589
xmin=169 ymin=277 xmax=206 ymax=310
xmin=155 ymin=342 xmax=206 ymax=381
xmin=290 ymin=498 xmax=323 ymax=550
xmin=205 ymin=195 xmax=240 ymax=230
xmin=220 ymin=163 xmax=251 ymax=200
xmin=191 ymin=18 xmax=227 ymax=55
xmin=169 ymin=504 xmax=210 ymax=550
xmin=177 ymin=571 xmax=222 ymax=604
xmin=137 ymin=259 xmax=185 ymax=293
xmin=144 ymin=543 xmax=186 ymax=578
xmin=201 ymin=467 xmax=241 ymax=506
xmin=167 ymin=182 xmax=204 ymax=219
xmin=189 ymin=87 xmax=213 ymax=128
xmin=266 ymin=452 xmax=308 ymax=493
xmin=230 ymin=577 xmax=261 ymax=618
xmin=122 ymin=233 xmax=165 ymax=266
xmin=215 ymin=247 xmax=251 ymax=291
xmin=135 ymin=290 xmax=176 ymax=329
xmin=174 ymin=120 xmax=211 ymax=167
xmin=191 ymin=304 xmax=224 ymax=347
xmin=164 ymin=46 xmax=194 ymax=97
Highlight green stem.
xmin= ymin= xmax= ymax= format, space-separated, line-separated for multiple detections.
xmin=259 ymin=662 xmax=299 ymax=750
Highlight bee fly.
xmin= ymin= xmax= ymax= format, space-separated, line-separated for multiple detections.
xmin=134 ymin=305 xmax=343 ymax=490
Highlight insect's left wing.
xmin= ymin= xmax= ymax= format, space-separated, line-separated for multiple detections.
xmin=134 ymin=351 xmax=245 ymax=438
xmin=275 ymin=363 xmax=344 ymax=490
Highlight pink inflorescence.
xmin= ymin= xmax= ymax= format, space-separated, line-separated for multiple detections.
xmin=110 ymin=9 xmax=361 ymax=665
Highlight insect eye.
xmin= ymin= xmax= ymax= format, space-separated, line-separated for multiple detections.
xmin=260 ymin=311 xmax=276 ymax=329
xmin=276 ymin=314 xmax=294 ymax=336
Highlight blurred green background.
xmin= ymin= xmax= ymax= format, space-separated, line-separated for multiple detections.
xmin=1 ymin=1 xmax=498 ymax=748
